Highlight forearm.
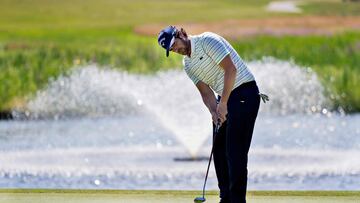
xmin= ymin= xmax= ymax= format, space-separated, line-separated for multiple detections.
xmin=196 ymin=81 xmax=218 ymax=115
xmin=220 ymin=66 xmax=236 ymax=104
xmin=202 ymin=92 xmax=217 ymax=115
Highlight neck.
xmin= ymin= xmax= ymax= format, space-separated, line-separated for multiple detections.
xmin=186 ymin=39 xmax=191 ymax=57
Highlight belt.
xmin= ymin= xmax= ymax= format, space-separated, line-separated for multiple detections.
xmin=235 ymin=80 xmax=257 ymax=90
xmin=218 ymin=81 xmax=269 ymax=103
xmin=217 ymin=81 xmax=257 ymax=101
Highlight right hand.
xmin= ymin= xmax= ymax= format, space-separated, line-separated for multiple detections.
xmin=216 ymin=101 xmax=227 ymax=126
xmin=211 ymin=111 xmax=218 ymax=125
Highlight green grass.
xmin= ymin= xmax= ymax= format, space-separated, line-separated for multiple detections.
xmin=0 ymin=190 xmax=360 ymax=203
xmin=0 ymin=0 xmax=280 ymax=30
xmin=0 ymin=0 xmax=359 ymax=112
xmin=301 ymin=1 xmax=360 ymax=16
xmin=0 ymin=27 xmax=182 ymax=110
xmin=1 ymin=31 xmax=359 ymax=112
xmin=233 ymin=32 xmax=360 ymax=112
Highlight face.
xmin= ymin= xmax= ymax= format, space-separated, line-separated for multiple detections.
xmin=169 ymin=28 xmax=190 ymax=56
xmin=170 ymin=38 xmax=188 ymax=55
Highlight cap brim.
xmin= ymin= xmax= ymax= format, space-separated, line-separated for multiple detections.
xmin=166 ymin=47 xmax=170 ymax=57
xmin=165 ymin=37 xmax=175 ymax=57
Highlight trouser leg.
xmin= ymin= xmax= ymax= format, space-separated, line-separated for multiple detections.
xmin=226 ymin=85 xmax=260 ymax=203
xmin=213 ymin=121 xmax=230 ymax=201
xmin=226 ymin=117 xmax=255 ymax=203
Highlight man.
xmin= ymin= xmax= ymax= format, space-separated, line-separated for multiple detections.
xmin=157 ymin=26 xmax=268 ymax=203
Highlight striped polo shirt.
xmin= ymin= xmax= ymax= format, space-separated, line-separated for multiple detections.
xmin=183 ymin=32 xmax=255 ymax=95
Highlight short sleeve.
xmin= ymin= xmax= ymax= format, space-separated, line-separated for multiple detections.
xmin=202 ymin=34 xmax=230 ymax=65
xmin=183 ymin=59 xmax=200 ymax=85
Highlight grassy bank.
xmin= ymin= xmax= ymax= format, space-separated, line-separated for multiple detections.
xmin=233 ymin=32 xmax=360 ymax=112
xmin=0 ymin=28 xmax=180 ymax=110
xmin=1 ymin=31 xmax=359 ymax=112
xmin=0 ymin=0 xmax=359 ymax=112
xmin=0 ymin=189 xmax=359 ymax=203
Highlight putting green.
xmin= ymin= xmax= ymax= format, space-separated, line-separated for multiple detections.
xmin=0 ymin=190 xmax=359 ymax=203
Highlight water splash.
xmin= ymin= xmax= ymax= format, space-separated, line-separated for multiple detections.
xmin=20 ymin=58 xmax=330 ymax=155
xmin=250 ymin=57 xmax=329 ymax=115
xmin=25 ymin=57 xmax=329 ymax=118
xmin=26 ymin=67 xmax=143 ymax=119
xmin=3 ymin=58 xmax=359 ymax=190
xmin=25 ymin=65 xmax=210 ymax=155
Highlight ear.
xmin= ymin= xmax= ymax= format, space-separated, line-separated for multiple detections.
xmin=180 ymin=28 xmax=188 ymax=39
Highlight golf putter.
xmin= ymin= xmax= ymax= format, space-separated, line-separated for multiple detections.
xmin=194 ymin=120 xmax=221 ymax=203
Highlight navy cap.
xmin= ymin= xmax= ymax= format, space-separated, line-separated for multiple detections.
xmin=158 ymin=26 xmax=177 ymax=57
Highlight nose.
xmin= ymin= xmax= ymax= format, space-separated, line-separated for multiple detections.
xmin=170 ymin=40 xmax=178 ymax=52
xmin=172 ymin=47 xmax=178 ymax=52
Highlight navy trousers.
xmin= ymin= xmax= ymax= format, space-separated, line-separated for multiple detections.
xmin=213 ymin=81 xmax=260 ymax=203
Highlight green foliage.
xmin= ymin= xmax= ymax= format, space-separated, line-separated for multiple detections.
xmin=0 ymin=33 xmax=181 ymax=110
xmin=0 ymin=0 xmax=359 ymax=112
xmin=232 ymin=32 xmax=360 ymax=112
xmin=0 ymin=0 xmax=276 ymax=30
xmin=1 ymin=31 xmax=359 ymax=112
xmin=301 ymin=1 xmax=360 ymax=16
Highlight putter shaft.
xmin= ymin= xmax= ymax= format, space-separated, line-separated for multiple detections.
xmin=197 ymin=121 xmax=220 ymax=202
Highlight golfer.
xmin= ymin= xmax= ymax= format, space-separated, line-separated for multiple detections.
xmin=158 ymin=26 xmax=267 ymax=203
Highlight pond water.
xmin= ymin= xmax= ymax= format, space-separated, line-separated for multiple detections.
xmin=1 ymin=58 xmax=359 ymax=190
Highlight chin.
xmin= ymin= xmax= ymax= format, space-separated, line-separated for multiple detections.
xmin=179 ymin=50 xmax=187 ymax=55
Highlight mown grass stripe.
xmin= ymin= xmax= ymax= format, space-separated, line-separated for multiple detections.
xmin=0 ymin=189 xmax=359 ymax=197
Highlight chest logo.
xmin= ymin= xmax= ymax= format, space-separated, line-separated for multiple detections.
xmin=199 ymin=56 xmax=203 ymax=60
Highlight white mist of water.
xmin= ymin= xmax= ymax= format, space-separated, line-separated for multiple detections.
xmin=5 ymin=58 xmax=360 ymax=190
xmin=250 ymin=57 xmax=329 ymax=115
xmin=23 ymin=57 xmax=329 ymax=155
xmin=266 ymin=1 xmax=302 ymax=13
xmin=26 ymin=66 xmax=211 ymax=155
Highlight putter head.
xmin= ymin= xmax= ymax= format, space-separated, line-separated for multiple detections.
xmin=194 ymin=196 xmax=206 ymax=203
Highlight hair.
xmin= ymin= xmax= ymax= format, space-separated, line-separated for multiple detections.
xmin=174 ymin=27 xmax=188 ymax=39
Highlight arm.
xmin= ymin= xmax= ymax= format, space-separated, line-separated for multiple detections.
xmin=217 ymin=55 xmax=237 ymax=124
xmin=219 ymin=54 xmax=237 ymax=105
xmin=195 ymin=81 xmax=218 ymax=124
xmin=201 ymin=34 xmax=236 ymax=124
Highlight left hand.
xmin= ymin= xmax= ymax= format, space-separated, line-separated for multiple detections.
xmin=216 ymin=101 xmax=227 ymax=125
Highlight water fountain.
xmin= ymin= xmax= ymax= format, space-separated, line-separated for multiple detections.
xmin=1 ymin=57 xmax=359 ymax=190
